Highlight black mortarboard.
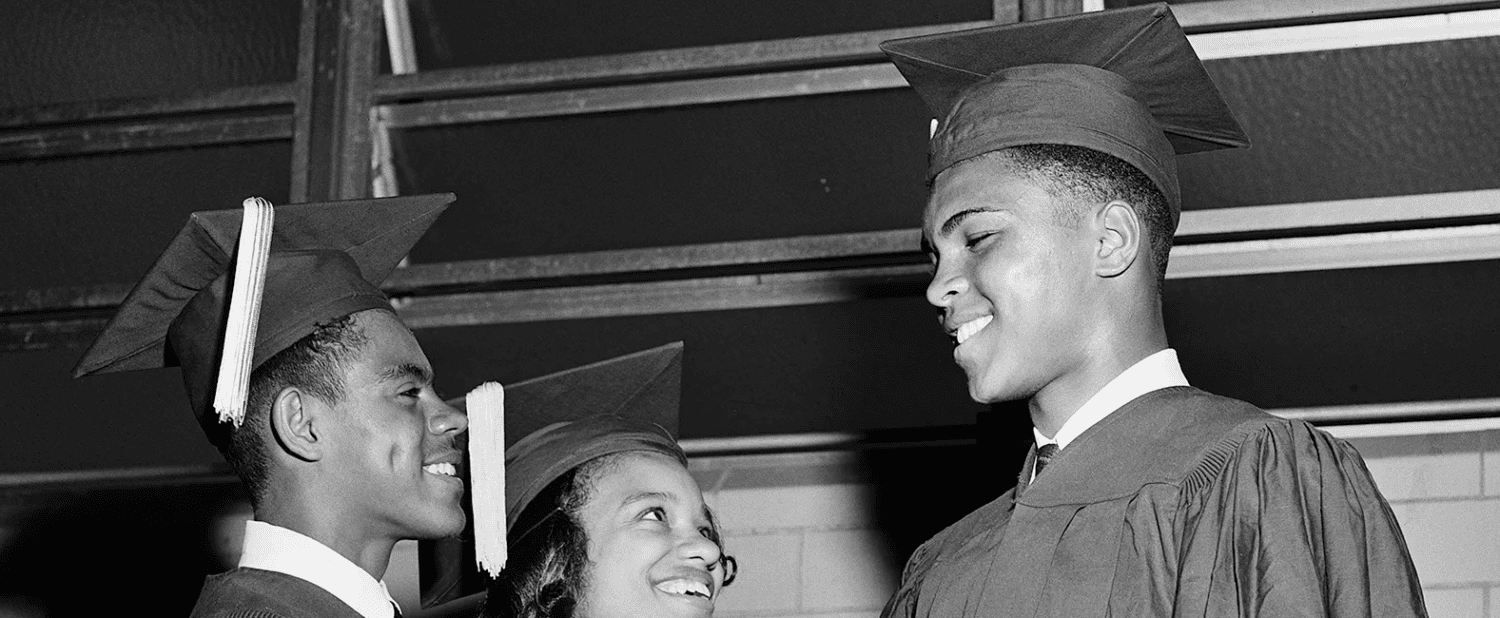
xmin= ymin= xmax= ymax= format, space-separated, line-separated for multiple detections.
xmin=420 ymin=342 xmax=686 ymax=608
xmin=880 ymin=3 xmax=1249 ymax=215
xmin=72 ymin=194 xmax=455 ymax=446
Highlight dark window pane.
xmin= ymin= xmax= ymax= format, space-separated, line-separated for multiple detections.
xmin=0 ymin=142 xmax=293 ymax=290
xmin=1167 ymin=260 xmax=1500 ymax=408
xmin=416 ymin=298 xmax=986 ymax=439
xmin=398 ymin=90 xmax=931 ymax=262
xmin=0 ymin=349 xmax=214 ymax=474
xmin=404 ymin=0 xmax=992 ymax=69
xmin=1183 ymin=36 xmax=1500 ymax=210
xmin=0 ymin=0 xmax=299 ymax=108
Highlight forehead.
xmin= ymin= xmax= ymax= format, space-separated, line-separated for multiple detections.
xmin=924 ymin=157 xmax=1057 ymax=233
xmin=590 ymin=451 xmax=701 ymax=507
xmin=348 ymin=309 xmax=430 ymax=376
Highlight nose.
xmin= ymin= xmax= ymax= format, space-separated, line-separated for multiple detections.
xmin=925 ymin=259 xmax=969 ymax=309
xmin=679 ymin=529 xmax=724 ymax=569
xmin=428 ymin=398 xmax=469 ymax=435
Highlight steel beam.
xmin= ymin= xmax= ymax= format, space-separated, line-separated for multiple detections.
xmin=382 ymin=64 xmax=908 ymax=128
xmin=290 ymin=0 xmax=380 ymax=202
xmin=0 ymin=114 xmax=291 ymax=161
xmin=1172 ymin=0 xmax=1500 ymax=31
xmin=372 ymin=21 xmax=997 ymax=104
xmin=0 ymin=84 xmax=294 ymax=130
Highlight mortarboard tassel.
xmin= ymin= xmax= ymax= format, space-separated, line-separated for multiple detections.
xmin=212 ymin=197 xmax=275 ymax=427
xmin=467 ymin=381 xmax=507 ymax=578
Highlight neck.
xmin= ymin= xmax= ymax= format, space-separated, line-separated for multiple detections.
xmin=257 ymin=485 xmax=395 ymax=580
xmin=1028 ymin=292 xmax=1167 ymax=437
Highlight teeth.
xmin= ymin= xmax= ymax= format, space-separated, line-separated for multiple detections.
xmin=655 ymin=578 xmax=712 ymax=599
xmin=423 ymin=463 xmax=456 ymax=477
xmin=954 ymin=315 xmax=993 ymax=345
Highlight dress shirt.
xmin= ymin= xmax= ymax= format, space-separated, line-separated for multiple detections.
xmin=238 ymin=520 xmax=401 ymax=618
xmin=1034 ymin=347 xmax=1190 ymax=452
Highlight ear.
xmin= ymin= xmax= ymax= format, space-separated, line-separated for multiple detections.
xmin=1095 ymin=199 xmax=1142 ymax=278
xmin=268 ymin=387 xmax=327 ymax=463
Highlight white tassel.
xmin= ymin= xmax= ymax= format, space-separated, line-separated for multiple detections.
xmin=212 ymin=198 xmax=275 ymax=427
xmin=467 ymin=381 xmax=507 ymax=577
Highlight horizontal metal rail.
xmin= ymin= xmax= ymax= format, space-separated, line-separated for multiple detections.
xmin=1172 ymin=0 xmax=1500 ymax=32
xmin=0 ymin=83 xmax=294 ymax=130
xmin=382 ymin=64 xmax=907 ymax=128
xmin=392 ymin=264 xmax=931 ymax=328
xmin=0 ymin=113 xmax=292 ymax=161
xmin=1190 ymin=6 xmax=1500 ymax=59
xmin=11 ymin=219 xmax=1492 ymax=346
xmin=3 ymin=190 xmax=1498 ymax=348
xmin=373 ymin=21 xmax=998 ymax=103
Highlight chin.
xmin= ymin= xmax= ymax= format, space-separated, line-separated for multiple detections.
xmin=411 ymin=508 xmax=467 ymax=539
xmin=964 ymin=365 xmax=1029 ymax=405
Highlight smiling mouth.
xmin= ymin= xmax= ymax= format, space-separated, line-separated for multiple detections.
xmin=953 ymin=315 xmax=993 ymax=345
xmin=422 ymin=463 xmax=457 ymax=477
xmin=655 ymin=578 xmax=713 ymax=600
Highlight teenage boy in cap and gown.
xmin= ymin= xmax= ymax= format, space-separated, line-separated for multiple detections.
xmin=74 ymin=194 xmax=467 ymax=618
xmin=417 ymin=341 xmax=734 ymax=618
xmin=876 ymin=5 xmax=1425 ymax=617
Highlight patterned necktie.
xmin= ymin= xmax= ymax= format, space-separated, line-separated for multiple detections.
xmin=1034 ymin=443 xmax=1060 ymax=477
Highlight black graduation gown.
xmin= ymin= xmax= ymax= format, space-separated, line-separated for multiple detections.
xmin=883 ymin=387 xmax=1427 ymax=618
xmin=190 ymin=567 xmax=366 ymax=618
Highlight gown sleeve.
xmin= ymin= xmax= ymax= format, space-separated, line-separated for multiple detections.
xmin=881 ymin=533 xmax=936 ymax=618
xmin=1173 ymin=420 xmax=1427 ymax=618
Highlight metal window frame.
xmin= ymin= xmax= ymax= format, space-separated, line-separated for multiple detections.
xmin=2 ymin=0 xmax=1498 ymax=431
xmin=5 ymin=0 xmax=1496 ymax=157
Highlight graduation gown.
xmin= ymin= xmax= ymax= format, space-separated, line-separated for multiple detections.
xmin=190 ymin=568 xmax=366 ymax=618
xmin=883 ymin=387 xmax=1426 ymax=618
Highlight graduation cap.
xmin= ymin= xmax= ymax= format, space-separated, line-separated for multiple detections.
xmin=880 ymin=3 xmax=1249 ymax=214
xmin=72 ymin=194 xmax=455 ymax=446
xmin=420 ymin=341 xmax=686 ymax=609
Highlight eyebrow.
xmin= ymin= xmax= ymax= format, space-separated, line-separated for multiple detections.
xmin=936 ymin=207 xmax=1020 ymax=238
xmin=620 ymin=491 xmax=677 ymax=509
xmin=379 ymin=362 xmax=433 ymax=385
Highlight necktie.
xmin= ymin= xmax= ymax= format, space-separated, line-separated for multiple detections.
xmin=1034 ymin=443 xmax=1059 ymax=477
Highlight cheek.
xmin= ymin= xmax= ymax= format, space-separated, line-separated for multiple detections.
xmin=592 ymin=532 xmax=673 ymax=583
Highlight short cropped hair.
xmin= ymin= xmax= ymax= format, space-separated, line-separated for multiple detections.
xmin=981 ymin=144 xmax=1174 ymax=284
xmin=226 ymin=312 xmax=370 ymax=509
xmin=484 ymin=453 xmax=735 ymax=618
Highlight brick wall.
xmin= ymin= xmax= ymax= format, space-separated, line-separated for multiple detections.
xmin=674 ymin=428 xmax=1500 ymax=618
xmin=1348 ymin=428 xmax=1500 ymax=618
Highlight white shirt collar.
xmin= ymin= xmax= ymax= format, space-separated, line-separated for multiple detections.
xmin=1034 ymin=348 xmax=1189 ymax=451
xmin=238 ymin=520 xmax=399 ymax=618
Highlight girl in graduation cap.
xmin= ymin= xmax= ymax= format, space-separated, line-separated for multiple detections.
xmin=421 ymin=342 xmax=736 ymax=618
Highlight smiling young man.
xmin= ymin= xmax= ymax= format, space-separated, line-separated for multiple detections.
xmin=74 ymin=194 xmax=467 ymax=618
xmin=878 ymin=6 xmax=1425 ymax=618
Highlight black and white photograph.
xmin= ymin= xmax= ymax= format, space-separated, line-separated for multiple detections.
xmin=1 ymin=0 xmax=1497 ymax=616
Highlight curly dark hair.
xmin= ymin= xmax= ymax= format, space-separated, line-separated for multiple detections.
xmin=224 ymin=312 xmax=371 ymax=510
xmin=482 ymin=453 xmax=735 ymax=618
